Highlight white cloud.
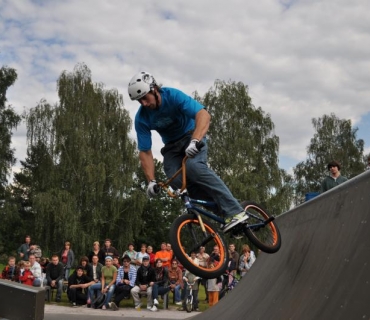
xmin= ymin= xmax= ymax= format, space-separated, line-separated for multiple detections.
xmin=1 ymin=0 xmax=369 ymax=178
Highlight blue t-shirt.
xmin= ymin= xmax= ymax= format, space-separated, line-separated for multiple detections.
xmin=135 ymin=87 xmax=205 ymax=151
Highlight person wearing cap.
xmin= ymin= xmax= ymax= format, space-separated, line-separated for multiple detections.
xmin=109 ymin=255 xmax=137 ymax=310
xmin=67 ymin=266 xmax=93 ymax=307
xmin=131 ymin=255 xmax=156 ymax=310
xmin=321 ymin=160 xmax=348 ymax=193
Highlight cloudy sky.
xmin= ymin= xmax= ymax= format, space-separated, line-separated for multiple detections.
xmin=1 ymin=0 xmax=369 ymax=179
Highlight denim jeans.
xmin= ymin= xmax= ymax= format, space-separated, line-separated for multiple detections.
xmin=152 ymin=283 xmax=170 ymax=300
xmin=103 ymin=284 xmax=116 ymax=307
xmin=162 ymin=135 xmax=243 ymax=217
xmin=88 ymin=282 xmax=102 ymax=300
xmin=47 ymin=279 xmax=63 ymax=300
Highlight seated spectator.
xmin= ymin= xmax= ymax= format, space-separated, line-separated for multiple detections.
xmin=91 ymin=255 xmax=103 ymax=284
xmin=131 ymin=256 xmax=156 ymax=310
xmin=60 ymin=241 xmax=75 ymax=280
xmin=100 ymin=256 xmax=118 ymax=310
xmin=46 ymin=255 xmax=64 ymax=302
xmin=68 ymin=266 xmax=93 ymax=307
xmin=87 ymin=241 xmax=106 ymax=265
xmin=29 ymin=254 xmax=45 ymax=287
xmin=19 ymin=261 xmax=34 ymax=286
xmin=147 ymin=245 xmax=156 ymax=268
xmin=39 ymin=257 xmax=49 ymax=274
xmin=110 ymin=255 xmax=137 ymax=310
xmin=168 ymin=259 xmax=183 ymax=305
xmin=113 ymin=256 xmax=121 ymax=269
xmin=238 ymin=244 xmax=256 ymax=277
xmin=133 ymin=244 xmax=149 ymax=270
xmin=79 ymin=256 xmax=93 ymax=282
xmin=150 ymin=258 xmax=170 ymax=312
xmin=1 ymin=256 xmax=20 ymax=282
xmin=17 ymin=260 xmax=25 ymax=281
xmin=155 ymin=242 xmax=172 ymax=270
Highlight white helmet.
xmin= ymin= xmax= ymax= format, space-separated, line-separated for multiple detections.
xmin=128 ymin=72 xmax=158 ymax=101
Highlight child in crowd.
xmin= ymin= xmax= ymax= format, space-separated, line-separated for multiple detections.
xmin=19 ymin=261 xmax=34 ymax=286
xmin=1 ymin=256 xmax=20 ymax=282
xmin=206 ymin=258 xmax=220 ymax=307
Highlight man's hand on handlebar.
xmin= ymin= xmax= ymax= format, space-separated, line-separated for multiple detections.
xmin=147 ymin=180 xmax=160 ymax=197
xmin=185 ymin=139 xmax=203 ymax=158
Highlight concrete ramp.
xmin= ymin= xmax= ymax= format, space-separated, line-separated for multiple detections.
xmin=196 ymin=170 xmax=370 ymax=320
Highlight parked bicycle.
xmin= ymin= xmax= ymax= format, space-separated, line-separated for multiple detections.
xmin=157 ymin=148 xmax=282 ymax=279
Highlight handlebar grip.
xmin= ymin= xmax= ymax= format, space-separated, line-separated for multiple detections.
xmin=153 ymin=184 xmax=160 ymax=194
xmin=196 ymin=140 xmax=205 ymax=150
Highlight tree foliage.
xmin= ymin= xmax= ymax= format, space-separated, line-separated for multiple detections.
xmin=0 ymin=66 xmax=21 ymax=194
xmin=293 ymin=113 xmax=365 ymax=203
xmin=200 ymin=80 xmax=294 ymax=215
xmin=13 ymin=63 xmax=146 ymax=257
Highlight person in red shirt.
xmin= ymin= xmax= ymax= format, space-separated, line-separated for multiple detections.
xmin=147 ymin=245 xmax=156 ymax=268
xmin=19 ymin=261 xmax=34 ymax=286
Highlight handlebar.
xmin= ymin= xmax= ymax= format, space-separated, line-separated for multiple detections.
xmin=157 ymin=140 xmax=205 ymax=198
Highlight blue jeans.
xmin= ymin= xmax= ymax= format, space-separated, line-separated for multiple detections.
xmin=174 ymin=284 xmax=182 ymax=303
xmin=162 ymin=135 xmax=243 ymax=217
xmin=88 ymin=282 xmax=102 ymax=300
xmin=103 ymin=284 xmax=116 ymax=307
xmin=152 ymin=284 xmax=170 ymax=300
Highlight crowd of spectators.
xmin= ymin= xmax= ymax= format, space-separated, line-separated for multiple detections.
xmin=1 ymin=236 xmax=256 ymax=312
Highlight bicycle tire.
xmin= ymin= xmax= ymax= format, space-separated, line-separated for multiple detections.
xmin=170 ymin=214 xmax=228 ymax=279
xmin=185 ymin=295 xmax=193 ymax=313
xmin=242 ymin=201 xmax=281 ymax=253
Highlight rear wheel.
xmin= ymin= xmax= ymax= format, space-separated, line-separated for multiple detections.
xmin=170 ymin=213 xmax=228 ymax=279
xmin=242 ymin=201 xmax=281 ymax=253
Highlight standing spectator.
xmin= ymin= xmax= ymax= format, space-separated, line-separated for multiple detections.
xmin=133 ymin=244 xmax=149 ymax=270
xmin=91 ymin=255 xmax=103 ymax=284
xmin=19 ymin=261 xmax=34 ymax=286
xmin=60 ymin=241 xmax=75 ymax=280
xmin=210 ymin=245 xmax=220 ymax=263
xmin=150 ymin=258 xmax=170 ymax=312
xmin=239 ymin=244 xmax=256 ymax=277
xmin=196 ymin=246 xmax=209 ymax=302
xmin=17 ymin=235 xmax=31 ymax=261
xmin=122 ymin=243 xmax=137 ymax=268
xmin=155 ymin=242 xmax=172 ymax=270
xmin=147 ymin=245 xmax=156 ymax=268
xmin=100 ymin=256 xmax=118 ymax=310
xmin=110 ymin=255 xmax=137 ymax=310
xmin=228 ymin=244 xmax=239 ymax=276
xmin=166 ymin=243 xmax=174 ymax=261
xmin=102 ymin=239 xmax=120 ymax=260
xmin=131 ymin=256 xmax=156 ymax=310
xmin=321 ymin=160 xmax=348 ymax=193
xmin=1 ymin=256 xmax=20 ymax=282
xmin=206 ymin=258 xmax=220 ymax=307
xmin=67 ymin=266 xmax=92 ymax=306
xmin=29 ymin=254 xmax=43 ymax=286
xmin=181 ymin=268 xmax=200 ymax=312
xmin=87 ymin=241 xmax=105 ymax=265
xmin=46 ymin=255 xmax=64 ymax=302
xmin=29 ymin=244 xmax=42 ymax=262
xmin=168 ymin=259 xmax=183 ymax=305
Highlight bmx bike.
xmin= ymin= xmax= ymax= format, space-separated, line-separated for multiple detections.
xmin=183 ymin=276 xmax=200 ymax=313
xmin=157 ymin=150 xmax=282 ymax=279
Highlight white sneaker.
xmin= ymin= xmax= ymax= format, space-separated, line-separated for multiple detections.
xmin=135 ymin=303 xmax=142 ymax=310
xmin=153 ymin=298 xmax=159 ymax=306
xmin=175 ymin=301 xmax=182 ymax=305
xmin=147 ymin=305 xmax=152 ymax=310
xmin=109 ymin=302 xmax=119 ymax=311
xmin=223 ymin=211 xmax=249 ymax=232
xmin=150 ymin=305 xmax=158 ymax=312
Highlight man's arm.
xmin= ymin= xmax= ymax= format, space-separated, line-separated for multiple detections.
xmin=191 ymin=109 xmax=211 ymax=141
xmin=139 ymin=150 xmax=156 ymax=182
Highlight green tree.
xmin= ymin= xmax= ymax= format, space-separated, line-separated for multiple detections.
xmin=200 ymin=79 xmax=293 ymax=215
xmin=0 ymin=66 xmax=21 ymax=194
xmin=293 ymin=113 xmax=365 ymax=203
xmin=18 ymin=63 xmax=145 ymax=257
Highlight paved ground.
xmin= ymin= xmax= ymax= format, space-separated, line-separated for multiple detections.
xmin=44 ymin=303 xmax=197 ymax=320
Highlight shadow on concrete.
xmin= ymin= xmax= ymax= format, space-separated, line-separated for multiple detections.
xmin=195 ymin=170 xmax=370 ymax=320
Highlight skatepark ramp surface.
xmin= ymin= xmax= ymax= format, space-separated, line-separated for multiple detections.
xmin=195 ymin=170 xmax=370 ymax=320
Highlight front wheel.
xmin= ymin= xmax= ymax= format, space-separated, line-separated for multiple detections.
xmin=242 ymin=201 xmax=281 ymax=253
xmin=170 ymin=214 xmax=228 ymax=279
xmin=185 ymin=294 xmax=193 ymax=313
